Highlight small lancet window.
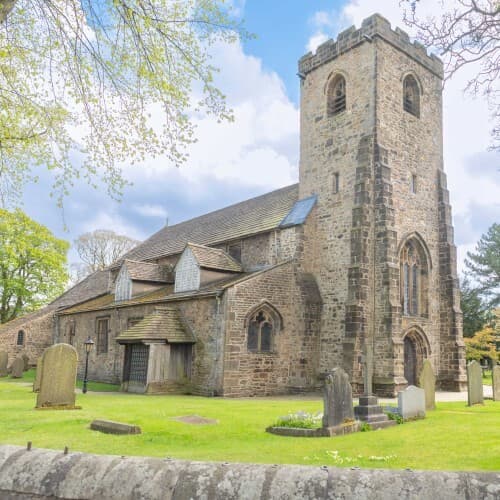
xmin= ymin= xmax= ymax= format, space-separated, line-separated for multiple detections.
xmin=403 ymin=75 xmax=420 ymax=117
xmin=247 ymin=307 xmax=280 ymax=353
xmin=17 ymin=330 xmax=25 ymax=346
xmin=327 ymin=75 xmax=346 ymax=116
xmin=411 ymin=174 xmax=417 ymax=194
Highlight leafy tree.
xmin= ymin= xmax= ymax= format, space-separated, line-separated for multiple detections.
xmin=460 ymin=275 xmax=494 ymax=337
xmin=0 ymin=1 xmax=246 ymax=206
xmin=465 ymin=223 xmax=500 ymax=307
xmin=0 ymin=209 xmax=69 ymax=323
xmin=464 ymin=326 xmax=499 ymax=364
xmin=74 ymin=229 xmax=139 ymax=275
xmin=402 ymin=0 xmax=500 ymax=151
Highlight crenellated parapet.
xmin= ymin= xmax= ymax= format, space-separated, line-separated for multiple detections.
xmin=298 ymin=13 xmax=443 ymax=78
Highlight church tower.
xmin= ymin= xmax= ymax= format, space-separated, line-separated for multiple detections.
xmin=298 ymin=14 xmax=466 ymax=395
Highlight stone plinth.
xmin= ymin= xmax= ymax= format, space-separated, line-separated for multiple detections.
xmin=354 ymin=396 xmax=396 ymax=430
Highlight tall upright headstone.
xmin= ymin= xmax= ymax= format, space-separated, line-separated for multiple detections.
xmin=22 ymin=353 xmax=30 ymax=371
xmin=10 ymin=357 xmax=24 ymax=378
xmin=467 ymin=360 xmax=483 ymax=406
xmin=33 ymin=357 xmax=43 ymax=393
xmin=0 ymin=351 xmax=8 ymax=377
xmin=36 ymin=344 xmax=78 ymax=408
xmin=492 ymin=365 xmax=500 ymax=402
xmin=322 ymin=368 xmax=354 ymax=428
xmin=419 ymin=360 xmax=436 ymax=410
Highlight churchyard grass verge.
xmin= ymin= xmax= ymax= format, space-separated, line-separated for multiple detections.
xmin=0 ymin=373 xmax=499 ymax=471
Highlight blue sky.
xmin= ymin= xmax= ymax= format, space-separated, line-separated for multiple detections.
xmin=20 ymin=0 xmax=499 ymax=275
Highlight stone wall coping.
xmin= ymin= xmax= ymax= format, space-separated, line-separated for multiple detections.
xmin=298 ymin=13 xmax=443 ymax=78
xmin=0 ymin=445 xmax=499 ymax=500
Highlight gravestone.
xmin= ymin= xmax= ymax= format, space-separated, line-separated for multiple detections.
xmin=0 ymin=351 xmax=7 ymax=377
xmin=90 ymin=420 xmax=141 ymax=435
xmin=398 ymin=385 xmax=425 ymax=420
xmin=22 ymin=353 xmax=30 ymax=371
xmin=33 ymin=357 xmax=43 ymax=393
xmin=492 ymin=365 xmax=500 ymax=402
xmin=36 ymin=344 xmax=78 ymax=409
xmin=322 ymin=368 xmax=354 ymax=428
xmin=10 ymin=357 xmax=24 ymax=378
xmin=467 ymin=360 xmax=483 ymax=406
xmin=418 ymin=359 xmax=436 ymax=410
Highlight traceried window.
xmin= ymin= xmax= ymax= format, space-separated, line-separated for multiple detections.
xmin=400 ymin=238 xmax=429 ymax=317
xmin=327 ymin=75 xmax=346 ymax=116
xmin=17 ymin=330 xmax=25 ymax=346
xmin=96 ymin=318 xmax=109 ymax=354
xmin=403 ymin=75 xmax=420 ymax=117
xmin=246 ymin=304 xmax=281 ymax=353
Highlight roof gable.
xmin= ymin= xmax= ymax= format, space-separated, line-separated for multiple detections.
xmin=186 ymin=243 xmax=242 ymax=273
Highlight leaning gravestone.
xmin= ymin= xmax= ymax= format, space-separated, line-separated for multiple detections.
xmin=322 ymin=368 xmax=354 ymax=428
xmin=33 ymin=357 xmax=43 ymax=393
xmin=36 ymin=344 xmax=78 ymax=409
xmin=0 ymin=351 xmax=8 ymax=377
xmin=22 ymin=353 xmax=30 ymax=371
xmin=10 ymin=357 xmax=24 ymax=378
xmin=419 ymin=359 xmax=436 ymax=410
xmin=467 ymin=360 xmax=483 ymax=406
xmin=493 ymin=365 xmax=500 ymax=402
xmin=398 ymin=385 xmax=425 ymax=420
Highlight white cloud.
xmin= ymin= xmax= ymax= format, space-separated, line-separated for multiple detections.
xmin=81 ymin=212 xmax=147 ymax=241
xmin=307 ymin=33 xmax=329 ymax=54
xmin=132 ymin=204 xmax=168 ymax=219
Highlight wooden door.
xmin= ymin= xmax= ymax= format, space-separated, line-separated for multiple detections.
xmin=404 ymin=336 xmax=417 ymax=385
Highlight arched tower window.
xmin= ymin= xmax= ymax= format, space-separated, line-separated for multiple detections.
xmin=17 ymin=330 xmax=25 ymax=346
xmin=327 ymin=75 xmax=346 ymax=116
xmin=246 ymin=303 xmax=281 ymax=353
xmin=403 ymin=75 xmax=420 ymax=117
xmin=400 ymin=237 xmax=429 ymax=317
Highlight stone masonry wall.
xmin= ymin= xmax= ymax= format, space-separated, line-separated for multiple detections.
xmin=222 ymin=261 xmax=321 ymax=397
xmin=0 ymin=308 xmax=55 ymax=367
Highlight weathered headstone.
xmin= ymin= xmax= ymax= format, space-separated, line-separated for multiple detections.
xmin=33 ymin=357 xmax=43 ymax=393
xmin=467 ymin=360 xmax=483 ymax=406
xmin=22 ymin=353 xmax=30 ymax=371
xmin=36 ymin=344 xmax=78 ymax=409
xmin=10 ymin=357 xmax=24 ymax=378
xmin=418 ymin=359 xmax=436 ymax=410
xmin=322 ymin=368 xmax=354 ymax=428
xmin=492 ymin=365 xmax=500 ymax=402
xmin=90 ymin=420 xmax=141 ymax=435
xmin=0 ymin=351 xmax=8 ymax=377
xmin=398 ymin=385 xmax=426 ymax=420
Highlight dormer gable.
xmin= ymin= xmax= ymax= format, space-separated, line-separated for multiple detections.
xmin=174 ymin=243 xmax=243 ymax=293
xmin=115 ymin=260 xmax=173 ymax=301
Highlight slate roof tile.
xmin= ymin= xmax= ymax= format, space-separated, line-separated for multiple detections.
xmin=187 ymin=243 xmax=242 ymax=272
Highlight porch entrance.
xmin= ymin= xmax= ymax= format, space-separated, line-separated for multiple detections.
xmin=123 ymin=344 xmax=149 ymax=385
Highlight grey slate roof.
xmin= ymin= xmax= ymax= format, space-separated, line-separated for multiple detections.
xmin=122 ymin=184 xmax=299 ymax=262
xmin=187 ymin=243 xmax=243 ymax=272
xmin=123 ymin=260 xmax=173 ymax=283
xmin=115 ymin=307 xmax=195 ymax=343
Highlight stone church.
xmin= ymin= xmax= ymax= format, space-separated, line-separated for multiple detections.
xmin=0 ymin=14 xmax=466 ymax=396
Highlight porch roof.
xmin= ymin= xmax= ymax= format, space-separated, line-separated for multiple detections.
xmin=115 ymin=307 xmax=195 ymax=344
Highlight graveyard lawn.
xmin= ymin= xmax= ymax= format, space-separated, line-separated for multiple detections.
xmin=0 ymin=377 xmax=499 ymax=472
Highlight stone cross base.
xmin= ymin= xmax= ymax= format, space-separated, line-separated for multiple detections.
xmin=354 ymin=395 xmax=396 ymax=430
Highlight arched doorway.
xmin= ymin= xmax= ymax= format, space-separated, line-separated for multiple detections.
xmin=403 ymin=328 xmax=430 ymax=386
xmin=404 ymin=336 xmax=417 ymax=385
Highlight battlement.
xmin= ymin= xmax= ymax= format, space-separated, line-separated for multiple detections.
xmin=298 ymin=14 xmax=443 ymax=78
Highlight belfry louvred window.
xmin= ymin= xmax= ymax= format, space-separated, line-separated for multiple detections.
xmin=403 ymin=75 xmax=420 ymax=117
xmin=327 ymin=75 xmax=346 ymax=116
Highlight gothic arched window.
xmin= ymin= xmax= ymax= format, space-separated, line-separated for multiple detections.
xmin=246 ymin=304 xmax=281 ymax=353
xmin=327 ymin=75 xmax=346 ymax=116
xmin=17 ymin=330 xmax=25 ymax=346
xmin=400 ymin=238 xmax=429 ymax=317
xmin=403 ymin=75 xmax=420 ymax=117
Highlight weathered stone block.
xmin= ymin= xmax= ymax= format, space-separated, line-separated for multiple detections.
xmin=90 ymin=420 xmax=141 ymax=435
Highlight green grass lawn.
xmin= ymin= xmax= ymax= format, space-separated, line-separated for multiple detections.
xmin=1 ymin=373 xmax=499 ymax=472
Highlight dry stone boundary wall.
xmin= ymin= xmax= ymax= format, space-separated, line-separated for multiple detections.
xmin=0 ymin=445 xmax=499 ymax=499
